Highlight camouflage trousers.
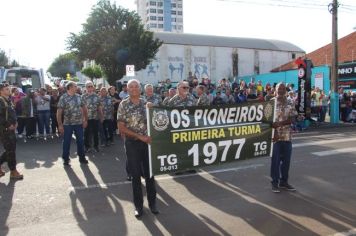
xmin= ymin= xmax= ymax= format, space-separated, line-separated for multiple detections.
xmin=0 ymin=129 xmax=17 ymax=171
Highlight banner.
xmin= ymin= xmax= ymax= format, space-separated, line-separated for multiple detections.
xmin=147 ymin=101 xmax=276 ymax=176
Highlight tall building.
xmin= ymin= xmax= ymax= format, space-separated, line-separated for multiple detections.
xmin=136 ymin=0 xmax=183 ymax=33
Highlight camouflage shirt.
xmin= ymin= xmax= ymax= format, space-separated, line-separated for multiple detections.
xmin=167 ymin=94 xmax=196 ymax=107
xmin=0 ymin=96 xmax=17 ymax=129
xmin=82 ymin=93 xmax=101 ymax=120
xmin=272 ymin=97 xmax=297 ymax=142
xmin=162 ymin=96 xmax=172 ymax=106
xmin=100 ymin=96 xmax=113 ymax=120
xmin=58 ymin=93 xmax=85 ymax=125
xmin=144 ymin=94 xmax=162 ymax=106
xmin=117 ymin=98 xmax=147 ymax=136
xmin=196 ymin=93 xmax=210 ymax=106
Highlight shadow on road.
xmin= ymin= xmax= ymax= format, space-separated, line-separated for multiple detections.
xmin=0 ymin=180 xmax=17 ymax=236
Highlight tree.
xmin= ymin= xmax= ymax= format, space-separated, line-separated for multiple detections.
xmin=10 ymin=60 xmax=20 ymax=67
xmin=47 ymin=53 xmax=81 ymax=78
xmin=67 ymin=0 xmax=162 ymax=85
xmin=0 ymin=49 xmax=9 ymax=67
xmin=81 ymin=65 xmax=104 ymax=80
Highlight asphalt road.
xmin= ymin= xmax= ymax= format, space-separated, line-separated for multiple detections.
xmin=1 ymin=126 xmax=356 ymax=236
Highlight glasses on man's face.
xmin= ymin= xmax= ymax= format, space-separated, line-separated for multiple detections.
xmin=86 ymin=86 xmax=93 ymax=88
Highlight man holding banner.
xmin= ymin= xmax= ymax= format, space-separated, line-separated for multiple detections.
xmin=271 ymin=83 xmax=298 ymax=193
xmin=117 ymin=79 xmax=159 ymax=218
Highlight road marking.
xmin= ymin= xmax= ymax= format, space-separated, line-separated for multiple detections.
xmin=333 ymin=228 xmax=356 ymax=236
xmin=68 ymin=163 xmax=264 ymax=191
xmin=293 ymin=137 xmax=356 ymax=148
xmin=312 ymin=147 xmax=356 ymax=156
xmin=293 ymin=133 xmax=345 ymax=140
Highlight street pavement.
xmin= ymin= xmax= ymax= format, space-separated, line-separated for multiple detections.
xmin=1 ymin=125 xmax=356 ymax=236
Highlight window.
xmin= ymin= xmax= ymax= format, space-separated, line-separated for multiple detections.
xmin=150 ymin=8 xmax=156 ymax=13
xmin=150 ymin=16 xmax=157 ymax=20
xmin=171 ymin=18 xmax=176 ymax=22
xmin=158 ymin=9 xmax=163 ymax=14
xmin=177 ymin=18 xmax=183 ymax=23
xmin=158 ymin=2 xmax=163 ymax=7
xmin=178 ymin=11 xmax=182 ymax=15
xmin=178 ymin=26 xmax=183 ymax=30
xmin=150 ymin=1 xmax=156 ymax=6
xmin=171 ymin=10 xmax=176 ymax=15
xmin=150 ymin=23 xmax=157 ymax=28
xmin=172 ymin=25 xmax=177 ymax=29
xmin=292 ymin=53 xmax=296 ymax=59
xmin=171 ymin=3 xmax=176 ymax=8
xmin=158 ymin=24 xmax=164 ymax=28
xmin=178 ymin=4 xmax=182 ymax=8
xmin=158 ymin=16 xmax=164 ymax=21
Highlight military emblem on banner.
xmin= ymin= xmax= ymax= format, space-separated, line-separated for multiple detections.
xmin=152 ymin=110 xmax=169 ymax=131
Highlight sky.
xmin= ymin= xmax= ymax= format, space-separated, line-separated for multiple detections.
xmin=0 ymin=0 xmax=355 ymax=71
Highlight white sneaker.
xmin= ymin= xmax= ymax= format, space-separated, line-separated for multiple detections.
xmin=18 ymin=134 xmax=23 ymax=138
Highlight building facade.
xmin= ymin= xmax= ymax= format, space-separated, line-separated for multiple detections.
xmin=128 ymin=32 xmax=305 ymax=85
xmin=136 ymin=0 xmax=183 ymax=33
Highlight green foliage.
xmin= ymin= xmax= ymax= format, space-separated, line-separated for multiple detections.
xmin=67 ymin=0 xmax=162 ymax=85
xmin=81 ymin=65 xmax=104 ymax=80
xmin=10 ymin=60 xmax=20 ymax=67
xmin=47 ymin=53 xmax=80 ymax=78
xmin=0 ymin=49 xmax=9 ymax=67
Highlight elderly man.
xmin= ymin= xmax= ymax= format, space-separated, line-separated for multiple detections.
xmin=167 ymin=81 xmax=196 ymax=107
xmin=82 ymin=81 xmax=103 ymax=153
xmin=144 ymin=84 xmax=162 ymax=106
xmin=162 ymin=88 xmax=176 ymax=106
xmin=57 ymin=82 xmax=89 ymax=166
xmin=196 ymin=85 xmax=210 ymax=106
xmin=271 ymin=83 xmax=298 ymax=193
xmin=118 ymin=79 xmax=158 ymax=218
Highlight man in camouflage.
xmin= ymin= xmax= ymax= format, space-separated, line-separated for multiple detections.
xmin=167 ymin=81 xmax=196 ymax=107
xmin=99 ymin=87 xmax=114 ymax=146
xmin=162 ymin=88 xmax=176 ymax=106
xmin=196 ymin=85 xmax=210 ymax=106
xmin=144 ymin=84 xmax=162 ymax=106
xmin=82 ymin=81 xmax=103 ymax=152
xmin=118 ymin=79 xmax=158 ymax=218
xmin=0 ymin=83 xmax=23 ymax=179
xmin=57 ymin=82 xmax=89 ymax=166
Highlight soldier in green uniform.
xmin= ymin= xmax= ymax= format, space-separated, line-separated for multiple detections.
xmin=144 ymin=84 xmax=162 ymax=106
xmin=118 ymin=79 xmax=159 ymax=218
xmin=0 ymin=83 xmax=23 ymax=180
xmin=167 ymin=81 xmax=196 ymax=107
xmin=196 ymin=85 xmax=210 ymax=106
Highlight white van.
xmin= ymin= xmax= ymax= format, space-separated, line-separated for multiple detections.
xmin=0 ymin=67 xmax=45 ymax=92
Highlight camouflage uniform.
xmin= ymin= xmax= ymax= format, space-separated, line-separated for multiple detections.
xmin=144 ymin=94 xmax=162 ymax=106
xmin=0 ymin=96 xmax=17 ymax=171
xmin=117 ymin=97 xmax=157 ymax=212
xmin=162 ymin=96 xmax=172 ymax=106
xmin=270 ymin=96 xmax=298 ymax=189
xmin=58 ymin=93 xmax=85 ymax=125
xmin=167 ymin=94 xmax=197 ymax=107
xmin=57 ymin=93 xmax=86 ymax=163
xmin=196 ymin=93 xmax=210 ymax=106
xmin=82 ymin=93 xmax=101 ymax=150
xmin=100 ymin=96 xmax=114 ymax=144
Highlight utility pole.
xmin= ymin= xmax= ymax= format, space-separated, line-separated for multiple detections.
xmin=329 ymin=0 xmax=339 ymax=124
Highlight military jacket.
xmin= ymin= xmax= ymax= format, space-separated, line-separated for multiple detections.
xmin=196 ymin=93 xmax=210 ymax=106
xmin=82 ymin=93 xmax=101 ymax=120
xmin=100 ymin=96 xmax=113 ymax=120
xmin=0 ymin=96 xmax=17 ymax=130
xmin=144 ymin=94 xmax=162 ymax=106
xmin=117 ymin=98 xmax=147 ymax=136
xmin=58 ymin=93 xmax=84 ymax=125
xmin=272 ymin=97 xmax=298 ymax=142
xmin=167 ymin=94 xmax=196 ymax=107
